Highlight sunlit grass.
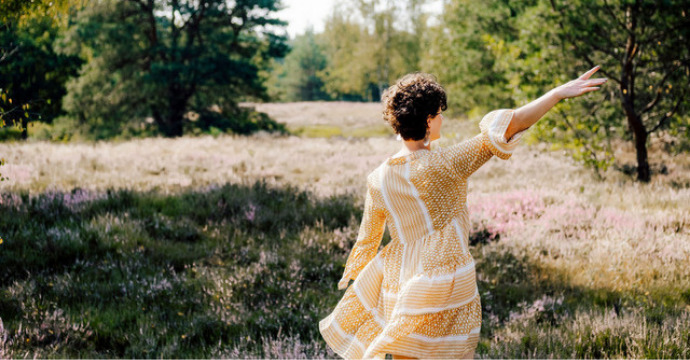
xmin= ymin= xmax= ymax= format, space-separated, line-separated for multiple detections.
xmin=291 ymin=124 xmax=344 ymax=138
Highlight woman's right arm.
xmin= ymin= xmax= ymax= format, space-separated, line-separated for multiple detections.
xmin=504 ymin=65 xmax=608 ymax=141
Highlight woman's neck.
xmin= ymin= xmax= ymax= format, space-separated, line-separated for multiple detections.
xmin=401 ymin=139 xmax=430 ymax=154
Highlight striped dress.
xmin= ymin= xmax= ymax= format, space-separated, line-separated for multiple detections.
xmin=318 ymin=109 xmax=527 ymax=359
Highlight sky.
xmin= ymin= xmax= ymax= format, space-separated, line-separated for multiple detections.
xmin=275 ymin=0 xmax=336 ymax=38
xmin=275 ymin=0 xmax=444 ymax=39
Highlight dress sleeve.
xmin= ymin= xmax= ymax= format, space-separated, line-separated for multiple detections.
xmin=479 ymin=108 xmax=525 ymax=160
xmin=441 ymin=109 xmax=527 ymax=179
xmin=337 ymin=182 xmax=387 ymax=290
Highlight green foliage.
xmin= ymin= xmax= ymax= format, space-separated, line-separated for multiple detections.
xmin=267 ymin=29 xmax=331 ymax=102
xmin=0 ymin=157 xmax=6 ymax=181
xmin=423 ymin=0 xmax=690 ymax=180
xmin=0 ymin=16 xmax=82 ymax=139
xmin=0 ymin=124 xmax=23 ymax=141
xmin=545 ymin=0 xmax=690 ymax=181
xmin=423 ymin=0 xmax=539 ymax=116
xmin=0 ymin=0 xmax=28 ymax=21
xmin=662 ymin=114 xmax=690 ymax=154
xmin=57 ymin=0 xmax=288 ymax=138
xmin=27 ymin=115 xmax=87 ymax=142
xmin=317 ymin=0 xmax=432 ymax=101
xmin=27 ymin=106 xmax=289 ymax=141
xmin=0 ymin=0 xmax=79 ymax=24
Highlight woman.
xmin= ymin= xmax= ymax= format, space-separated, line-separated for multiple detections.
xmin=319 ymin=66 xmax=607 ymax=359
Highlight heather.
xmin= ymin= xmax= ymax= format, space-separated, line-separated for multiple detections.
xmin=1 ymin=102 xmax=689 ymax=358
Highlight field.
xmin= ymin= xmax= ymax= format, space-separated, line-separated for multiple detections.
xmin=0 ymin=101 xmax=689 ymax=358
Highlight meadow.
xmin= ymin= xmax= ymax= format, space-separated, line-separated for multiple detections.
xmin=0 ymin=101 xmax=689 ymax=358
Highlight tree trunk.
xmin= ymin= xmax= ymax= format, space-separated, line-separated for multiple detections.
xmin=620 ymin=4 xmax=650 ymax=183
xmin=21 ymin=118 xmax=28 ymax=140
xmin=154 ymin=86 xmax=189 ymax=137
xmin=634 ymin=127 xmax=650 ymax=182
xmin=622 ymin=97 xmax=650 ymax=182
xmin=153 ymin=108 xmax=183 ymax=138
xmin=157 ymin=109 xmax=185 ymax=137
xmin=165 ymin=113 xmax=184 ymax=137
xmin=167 ymin=92 xmax=187 ymax=137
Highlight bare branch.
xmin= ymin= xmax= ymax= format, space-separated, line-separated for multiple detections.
xmin=627 ymin=42 xmax=639 ymax=64
xmin=126 ymin=0 xmax=149 ymax=11
xmin=178 ymin=0 xmax=206 ymax=34
xmin=649 ymin=85 xmax=687 ymax=134
xmin=0 ymin=45 xmax=18 ymax=63
xmin=0 ymin=105 xmax=22 ymax=117
xmin=641 ymin=64 xmax=681 ymax=114
xmin=182 ymin=0 xmax=208 ymax=49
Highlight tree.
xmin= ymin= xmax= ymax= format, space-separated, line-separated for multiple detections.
xmin=0 ymin=0 xmax=83 ymax=139
xmin=353 ymin=0 xmax=432 ymax=99
xmin=470 ymin=0 xmax=620 ymax=177
xmin=423 ymin=0 xmax=537 ymax=115
xmin=548 ymin=0 xmax=690 ymax=182
xmin=319 ymin=8 xmax=373 ymax=100
xmin=267 ymin=28 xmax=330 ymax=102
xmin=59 ymin=0 xmax=288 ymax=137
xmin=426 ymin=0 xmax=689 ymax=182
xmin=318 ymin=0 xmax=432 ymax=101
xmin=0 ymin=18 xmax=82 ymax=139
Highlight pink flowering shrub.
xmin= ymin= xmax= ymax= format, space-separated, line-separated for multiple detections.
xmin=468 ymin=189 xmax=676 ymax=245
xmin=469 ymin=190 xmax=547 ymax=240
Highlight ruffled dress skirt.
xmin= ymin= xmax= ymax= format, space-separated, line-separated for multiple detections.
xmin=319 ymin=216 xmax=482 ymax=359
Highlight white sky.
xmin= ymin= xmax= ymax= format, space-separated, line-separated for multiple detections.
xmin=276 ymin=0 xmax=444 ymax=39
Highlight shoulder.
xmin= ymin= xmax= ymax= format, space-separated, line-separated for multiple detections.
xmin=366 ymin=161 xmax=387 ymax=185
xmin=425 ymin=146 xmax=472 ymax=180
xmin=429 ymin=146 xmax=459 ymax=169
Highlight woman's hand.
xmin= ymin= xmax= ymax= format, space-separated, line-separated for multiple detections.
xmin=553 ymin=65 xmax=608 ymax=100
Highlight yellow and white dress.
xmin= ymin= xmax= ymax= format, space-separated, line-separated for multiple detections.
xmin=319 ymin=109 xmax=527 ymax=359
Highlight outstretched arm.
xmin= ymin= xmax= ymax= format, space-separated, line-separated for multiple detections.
xmin=505 ymin=65 xmax=607 ymax=140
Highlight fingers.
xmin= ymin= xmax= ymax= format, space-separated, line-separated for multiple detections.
xmin=586 ymin=78 xmax=608 ymax=86
xmin=579 ymin=65 xmax=601 ymax=80
xmin=580 ymin=87 xmax=600 ymax=95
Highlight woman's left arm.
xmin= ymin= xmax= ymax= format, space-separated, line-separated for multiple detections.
xmin=337 ymin=183 xmax=387 ymax=290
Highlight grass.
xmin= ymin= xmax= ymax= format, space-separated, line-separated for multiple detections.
xmin=290 ymin=124 xmax=391 ymax=139
xmin=292 ymin=125 xmax=344 ymax=138
xmin=0 ymin=101 xmax=689 ymax=358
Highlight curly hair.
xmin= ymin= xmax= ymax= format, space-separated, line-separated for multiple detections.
xmin=382 ymin=73 xmax=447 ymax=141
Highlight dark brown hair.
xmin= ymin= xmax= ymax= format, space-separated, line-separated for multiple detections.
xmin=382 ymin=73 xmax=447 ymax=141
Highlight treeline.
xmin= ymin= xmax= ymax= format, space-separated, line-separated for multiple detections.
xmin=0 ymin=0 xmax=290 ymax=141
xmin=267 ymin=0 xmax=689 ymax=182
xmin=267 ymin=1 xmax=431 ymax=102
